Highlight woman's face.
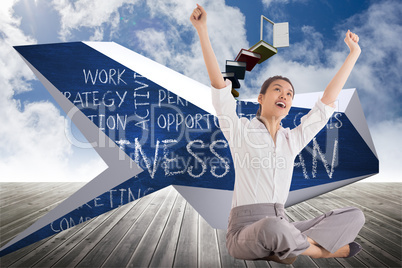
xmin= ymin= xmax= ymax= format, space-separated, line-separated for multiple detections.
xmin=258 ymin=79 xmax=293 ymax=119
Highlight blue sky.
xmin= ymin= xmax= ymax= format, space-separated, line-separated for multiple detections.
xmin=227 ymin=0 xmax=371 ymax=45
xmin=0 ymin=0 xmax=401 ymax=182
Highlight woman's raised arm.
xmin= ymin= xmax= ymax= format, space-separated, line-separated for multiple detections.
xmin=321 ymin=30 xmax=361 ymax=106
xmin=190 ymin=4 xmax=226 ymax=89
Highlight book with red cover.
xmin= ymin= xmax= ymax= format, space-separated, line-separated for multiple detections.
xmin=235 ymin=49 xmax=261 ymax=71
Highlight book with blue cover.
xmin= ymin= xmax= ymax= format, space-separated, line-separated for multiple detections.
xmin=225 ymin=60 xmax=246 ymax=80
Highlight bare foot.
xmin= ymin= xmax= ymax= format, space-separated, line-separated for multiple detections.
xmin=334 ymin=244 xmax=350 ymax=258
xmin=302 ymin=238 xmax=351 ymax=258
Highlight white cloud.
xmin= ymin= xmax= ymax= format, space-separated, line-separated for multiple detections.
xmin=134 ymin=0 xmax=401 ymax=183
xmin=2 ymin=0 xmax=400 ymax=183
xmin=246 ymin=0 xmax=402 ymax=182
xmin=337 ymin=0 xmax=402 ymax=123
xmin=362 ymin=119 xmax=402 ymax=182
xmin=336 ymin=0 xmax=402 ymax=182
xmin=261 ymin=0 xmax=308 ymax=8
xmin=89 ymin=27 xmax=104 ymax=41
xmin=145 ymin=0 xmax=196 ymax=27
xmin=137 ymin=0 xmax=249 ymax=86
xmin=135 ymin=28 xmax=176 ymax=66
xmin=51 ymin=0 xmax=134 ymax=41
xmin=0 ymin=101 xmax=106 ymax=182
xmin=49 ymin=0 xmax=248 ymax=86
xmin=0 ymin=0 xmax=107 ymax=182
xmin=262 ymin=0 xmax=288 ymax=8
xmin=0 ymin=0 xmax=36 ymax=92
xmin=244 ymin=25 xmax=332 ymax=97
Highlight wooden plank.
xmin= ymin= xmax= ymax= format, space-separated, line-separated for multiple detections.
xmin=245 ymin=260 xmax=271 ymax=268
xmin=293 ymin=202 xmax=355 ymax=267
xmin=0 ymin=183 xmax=84 ymax=245
xmin=0 ymin=183 xmax=75 ymax=209
xmin=173 ymin=202 xmax=198 ymax=267
xmin=36 ymin=214 xmax=107 ymax=267
xmin=334 ymin=256 xmax=368 ymax=268
xmin=71 ymin=191 xmax=157 ymax=267
xmin=149 ymin=192 xmax=187 ymax=267
xmin=126 ymin=187 xmax=178 ymax=267
xmin=1 ymin=212 xmax=43 ymax=248
xmin=326 ymin=190 xmax=401 ymax=233
xmin=40 ymin=200 xmax=139 ymax=267
xmin=322 ymin=193 xmax=401 ymax=265
xmin=304 ymin=196 xmax=401 ymax=267
xmin=347 ymin=183 xmax=401 ymax=207
xmin=353 ymin=183 xmax=401 ymax=200
xmin=7 ymin=215 xmax=98 ymax=267
xmin=354 ymin=235 xmax=402 ymax=268
xmin=199 ymin=215 xmax=221 ymax=268
xmin=264 ymin=259 xmax=288 ymax=268
xmin=100 ymin=187 xmax=171 ymax=267
xmin=0 ymin=198 xmax=66 ymax=247
xmin=0 ymin=182 xmax=16 ymax=192
xmin=0 ymin=183 xmax=84 ymax=256
xmin=0 ymin=182 xmax=73 ymax=207
xmin=285 ymin=203 xmax=325 ymax=268
xmin=286 ymin=204 xmax=345 ymax=268
xmin=0 ymin=182 xmax=64 ymax=194
xmin=216 ymin=228 xmax=247 ymax=268
xmin=325 ymin=184 xmax=401 ymax=222
xmin=325 ymin=190 xmax=401 ymax=247
xmin=13 ymin=205 xmax=121 ymax=268
xmin=0 ymin=235 xmax=54 ymax=267
xmin=0 ymin=183 xmax=78 ymax=263
xmin=0 ymin=182 xmax=58 ymax=193
xmin=245 ymin=260 xmax=270 ymax=268
xmin=1 ymin=183 xmax=401 ymax=268
xmin=296 ymin=201 xmax=369 ymax=268
xmin=1 ymin=183 xmax=84 ymax=227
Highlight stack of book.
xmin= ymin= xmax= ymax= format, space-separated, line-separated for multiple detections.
xmin=249 ymin=40 xmax=277 ymax=64
xmin=222 ymin=49 xmax=261 ymax=98
xmin=221 ymin=16 xmax=289 ymax=98
xmin=235 ymin=49 xmax=262 ymax=71
xmin=221 ymin=72 xmax=240 ymax=97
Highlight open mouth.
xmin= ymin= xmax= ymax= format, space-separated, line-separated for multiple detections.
xmin=275 ymin=101 xmax=286 ymax=109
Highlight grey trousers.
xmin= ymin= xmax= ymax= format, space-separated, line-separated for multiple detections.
xmin=226 ymin=203 xmax=365 ymax=260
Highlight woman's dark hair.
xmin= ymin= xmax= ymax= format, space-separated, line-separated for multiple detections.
xmin=256 ymin=75 xmax=295 ymax=117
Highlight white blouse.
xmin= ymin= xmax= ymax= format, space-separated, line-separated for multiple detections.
xmin=211 ymin=80 xmax=335 ymax=208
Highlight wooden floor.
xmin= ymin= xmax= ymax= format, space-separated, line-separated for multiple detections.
xmin=0 ymin=182 xmax=401 ymax=268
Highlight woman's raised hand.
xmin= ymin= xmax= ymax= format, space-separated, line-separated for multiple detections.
xmin=321 ymin=30 xmax=361 ymax=106
xmin=344 ymin=30 xmax=361 ymax=54
xmin=190 ymin=4 xmax=207 ymax=31
xmin=189 ymin=4 xmax=225 ymax=89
